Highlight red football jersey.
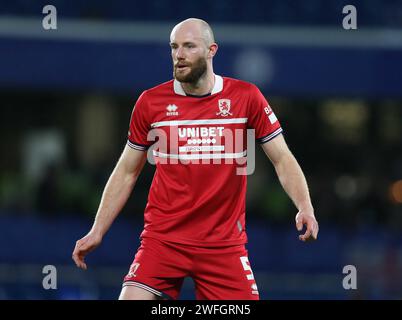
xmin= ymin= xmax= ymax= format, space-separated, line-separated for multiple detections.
xmin=128 ymin=75 xmax=282 ymax=247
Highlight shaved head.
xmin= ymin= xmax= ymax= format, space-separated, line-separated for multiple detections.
xmin=170 ymin=18 xmax=218 ymax=87
xmin=170 ymin=18 xmax=215 ymax=47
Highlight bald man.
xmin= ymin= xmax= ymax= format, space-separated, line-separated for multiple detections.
xmin=72 ymin=18 xmax=318 ymax=300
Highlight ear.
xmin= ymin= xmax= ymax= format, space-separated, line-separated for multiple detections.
xmin=208 ymin=43 xmax=218 ymax=59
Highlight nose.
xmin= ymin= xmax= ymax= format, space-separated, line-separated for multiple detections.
xmin=175 ymin=46 xmax=185 ymax=60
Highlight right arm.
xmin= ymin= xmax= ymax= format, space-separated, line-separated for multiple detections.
xmin=72 ymin=145 xmax=147 ymax=270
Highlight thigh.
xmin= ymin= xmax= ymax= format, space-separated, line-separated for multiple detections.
xmin=193 ymin=245 xmax=260 ymax=300
xmin=123 ymin=237 xmax=190 ymax=300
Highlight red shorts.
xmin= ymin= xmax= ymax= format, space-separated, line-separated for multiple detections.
xmin=123 ymin=237 xmax=259 ymax=300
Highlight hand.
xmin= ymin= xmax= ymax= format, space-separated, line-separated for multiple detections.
xmin=72 ymin=230 xmax=103 ymax=270
xmin=295 ymin=209 xmax=319 ymax=242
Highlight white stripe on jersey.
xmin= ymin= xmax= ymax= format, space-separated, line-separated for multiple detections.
xmin=150 ymin=118 xmax=248 ymax=128
xmin=127 ymin=140 xmax=147 ymax=151
xmin=152 ymin=150 xmax=247 ymax=160
xmin=178 ymin=145 xmax=225 ymax=152
xmin=259 ymin=127 xmax=283 ymax=143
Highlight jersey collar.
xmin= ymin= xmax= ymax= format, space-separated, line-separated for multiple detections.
xmin=173 ymin=74 xmax=223 ymax=96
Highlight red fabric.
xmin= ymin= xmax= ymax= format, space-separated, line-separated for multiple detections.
xmin=123 ymin=237 xmax=260 ymax=300
xmin=128 ymin=77 xmax=282 ymax=247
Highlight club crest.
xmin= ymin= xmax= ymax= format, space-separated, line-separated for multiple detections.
xmin=217 ymin=99 xmax=233 ymax=117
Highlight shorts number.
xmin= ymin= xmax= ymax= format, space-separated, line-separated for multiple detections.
xmin=240 ymin=256 xmax=254 ymax=280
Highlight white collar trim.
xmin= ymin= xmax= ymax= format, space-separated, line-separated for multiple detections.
xmin=173 ymin=74 xmax=223 ymax=96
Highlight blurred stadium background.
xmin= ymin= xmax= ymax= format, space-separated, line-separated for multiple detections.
xmin=0 ymin=0 xmax=402 ymax=299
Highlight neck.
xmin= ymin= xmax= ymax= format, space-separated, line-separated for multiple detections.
xmin=181 ymin=71 xmax=215 ymax=96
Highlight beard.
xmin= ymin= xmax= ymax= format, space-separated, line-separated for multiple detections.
xmin=173 ymin=56 xmax=207 ymax=84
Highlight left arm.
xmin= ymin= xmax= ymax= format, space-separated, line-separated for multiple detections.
xmin=261 ymin=134 xmax=319 ymax=241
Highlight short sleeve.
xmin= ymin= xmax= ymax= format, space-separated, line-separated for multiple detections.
xmin=247 ymin=84 xmax=283 ymax=144
xmin=127 ymin=91 xmax=152 ymax=151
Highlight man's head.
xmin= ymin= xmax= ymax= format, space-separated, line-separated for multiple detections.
xmin=170 ymin=18 xmax=218 ymax=83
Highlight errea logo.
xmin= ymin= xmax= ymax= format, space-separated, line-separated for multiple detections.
xmin=166 ymin=104 xmax=179 ymax=116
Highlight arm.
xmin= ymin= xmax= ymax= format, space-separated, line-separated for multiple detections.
xmin=261 ymin=134 xmax=319 ymax=242
xmin=72 ymin=145 xmax=147 ymax=269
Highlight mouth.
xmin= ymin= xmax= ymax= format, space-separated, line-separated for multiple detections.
xmin=176 ymin=63 xmax=190 ymax=70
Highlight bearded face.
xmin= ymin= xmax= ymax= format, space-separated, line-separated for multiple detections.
xmin=173 ymin=55 xmax=207 ymax=84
